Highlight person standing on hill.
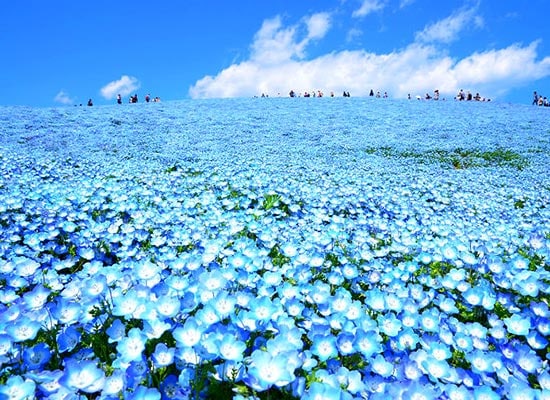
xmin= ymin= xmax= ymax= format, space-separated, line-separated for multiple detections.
xmin=533 ymin=91 xmax=539 ymax=105
xmin=117 ymin=94 xmax=122 ymax=104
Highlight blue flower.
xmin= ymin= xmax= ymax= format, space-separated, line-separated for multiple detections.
xmin=370 ymin=354 xmax=394 ymax=378
xmin=0 ymin=333 xmax=13 ymax=356
xmin=245 ymin=349 xmax=295 ymax=391
xmin=57 ymin=325 xmax=81 ymax=353
xmin=0 ymin=375 xmax=36 ymax=399
xmin=218 ymin=333 xmax=247 ymax=362
xmin=173 ymin=316 xmax=204 ymax=347
xmin=303 ymin=381 xmax=346 ymax=400
xmin=504 ymin=313 xmax=531 ymax=336
xmin=102 ymin=370 xmax=126 ymax=396
xmin=22 ymin=284 xmax=51 ymax=310
xmin=22 ymin=342 xmax=51 ymax=371
xmin=154 ymin=295 xmax=181 ymax=318
xmin=472 ymin=385 xmax=500 ymax=400
xmin=354 ymin=328 xmax=382 ymax=358
xmin=377 ymin=312 xmax=402 ymax=337
xmin=5 ymin=316 xmax=41 ymax=342
xmin=152 ymin=343 xmax=175 ymax=368
xmin=126 ymin=385 xmax=161 ymax=400
xmin=59 ymin=359 xmax=106 ymax=393
xmin=117 ymin=328 xmax=147 ymax=363
xmin=310 ymin=334 xmax=338 ymax=362
xmin=106 ymin=318 xmax=126 ymax=343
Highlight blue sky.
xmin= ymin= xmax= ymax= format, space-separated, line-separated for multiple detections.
xmin=1 ymin=0 xmax=549 ymax=107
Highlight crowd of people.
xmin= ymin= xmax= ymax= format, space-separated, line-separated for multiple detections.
xmin=532 ymin=91 xmax=549 ymax=107
xmin=117 ymin=93 xmax=161 ymax=104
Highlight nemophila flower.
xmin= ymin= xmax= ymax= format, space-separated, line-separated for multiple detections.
xmin=13 ymin=256 xmax=40 ymax=277
xmin=370 ymin=354 xmax=394 ymax=378
xmin=472 ymin=385 xmax=500 ymax=400
xmin=135 ymin=259 xmax=161 ymax=282
xmin=106 ymin=318 xmax=126 ymax=343
xmin=22 ymin=342 xmax=51 ymax=370
xmin=302 ymin=380 xmax=347 ymax=400
xmin=310 ymin=334 xmax=338 ymax=361
xmin=219 ymin=333 xmax=247 ymax=362
xmin=249 ymin=295 xmax=279 ymax=323
xmin=78 ymin=246 xmax=95 ymax=261
xmin=0 ymin=375 xmax=36 ymax=400
xmin=83 ymin=274 xmax=108 ymax=298
xmin=336 ymin=331 xmax=355 ymax=356
xmin=6 ymin=315 xmax=41 ymax=342
xmin=102 ymin=370 xmax=126 ymax=396
xmin=444 ymin=384 xmax=472 ymax=400
xmin=112 ymin=289 xmax=142 ymax=317
xmin=126 ymin=385 xmax=161 ymax=400
xmin=117 ymin=328 xmax=147 ymax=363
xmin=173 ymin=316 xmax=204 ymax=347
xmin=510 ymin=255 xmax=529 ymax=270
xmin=399 ymin=380 xmax=440 ymax=400
xmin=245 ymin=349 xmax=295 ymax=392
xmin=59 ymin=359 xmax=106 ymax=393
xmin=365 ymin=288 xmax=386 ymax=312
xmin=142 ymin=318 xmax=171 ymax=340
xmin=52 ymin=298 xmax=82 ymax=324
xmin=531 ymin=301 xmax=550 ymax=318
xmin=22 ymin=284 xmax=51 ymax=310
xmin=504 ymin=313 xmax=531 ymax=336
xmin=378 ymin=312 xmax=402 ymax=337
xmin=467 ymin=349 xmax=499 ymax=374
xmin=57 ymin=325 xmax=81 ymax=353
xmin=285 ymin=297 xmax=305 ymax=317
xmin=514 ymin=347 xmax=542 ymax=374
xmin=513 ymin=271 xmax=541 ymax=297
xmin=422 ymin=356 xmax=452 ymax=381
xmin=211 ymin=290 xmax=237 ymax=319
xmin=354 ymin=328 xmax=383 ymax=357
xmin=0 ymin=333 xmax=12 ymax=357
xmin=152 ymin=343 xmax=175 ymax=368
xmin=154 ymin=295 xmax=180 ymax=318
xmin=419 ymin=309 xmax=440 ymax=333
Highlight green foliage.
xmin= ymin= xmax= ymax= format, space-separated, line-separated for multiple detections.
xmin=268 ymin=245 xmax=291 ymax=267
xmin=364 ymin=146 xmax=529 ymax=170
xmin=449 ymin=349 xmax=471 ymax=369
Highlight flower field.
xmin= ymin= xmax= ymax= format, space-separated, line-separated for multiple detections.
xmin=0 ymin=98 xmax=549 ymax=399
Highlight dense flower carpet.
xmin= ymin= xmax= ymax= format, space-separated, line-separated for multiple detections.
xmin=0 ymin=98 xmax=549 ymax=399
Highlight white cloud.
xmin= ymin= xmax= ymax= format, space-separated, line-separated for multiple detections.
xmin=305 ymin=13 xmax=331 ymax=40
xmin=100 ymin=75 xmax=140 ymax=100
xmin=415 ymin=7 xmax=483 ymax=44
xmin=250 ymin=13 xmax=330 ymax=65
xmin=352 ymin=0 xmax=386 ymax=18
xmin=399 ymin=0 xmax=415 ymax=8
xmin=54 ymin=90 xmax=74 ymax=105
xmin=189 ymin=12 xmax=550 ymax=101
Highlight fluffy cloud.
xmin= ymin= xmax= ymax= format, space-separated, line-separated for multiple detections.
xmin=250 ymin=13 xmax=330 ymax=65
xmin=100 ymin=75 xmax=140 ymax=100
xmin=352 ymin=0 xmax=387 ymax=18
xmin=189 ymin=9 xmax=550 ymax=101
xmin=415 ymin=6 xmax=483 ymax=44
xmin=54 ymin=90 xmax=74 ymax=105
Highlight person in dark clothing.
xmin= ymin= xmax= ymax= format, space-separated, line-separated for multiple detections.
xmin=87 ymin=99 xmax=93 ymax=106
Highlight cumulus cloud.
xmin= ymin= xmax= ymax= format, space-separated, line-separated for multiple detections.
xmin=352 ymin=0 xmax=387 ymax=18
xmin=100 ymin=75 xmax=140 ymax=100
xmin=189 ymin=10 xmax=550 ymax=101
xmin=415 ymin=6 xmax=483 ymax=44
xmin=250 ymin=13 xmax=330 ymax=65
xmin=54 ymin=90 xmax=74 ymax=105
